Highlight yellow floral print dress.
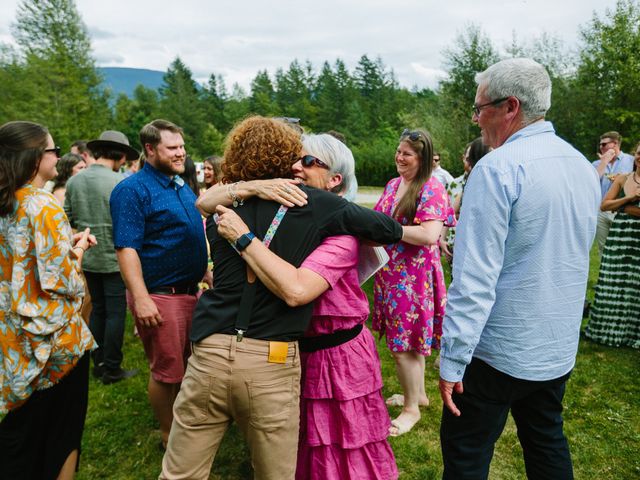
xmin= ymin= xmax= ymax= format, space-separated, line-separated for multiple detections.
xmin=0 ymin=185 xmax=95 ymax=413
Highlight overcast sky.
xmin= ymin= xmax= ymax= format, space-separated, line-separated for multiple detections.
xmin=0 ymin=0 xmax=619 ymax=91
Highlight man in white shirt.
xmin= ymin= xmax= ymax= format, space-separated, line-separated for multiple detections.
xmin=431 ymin=152 xmax=454 ymax=191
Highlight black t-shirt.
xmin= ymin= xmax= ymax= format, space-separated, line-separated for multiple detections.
xmin=190 ymin=186 xmax=402 ymax=342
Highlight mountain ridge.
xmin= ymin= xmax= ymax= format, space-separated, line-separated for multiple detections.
xmin=99 ymin=67 xmax=165 ymax=97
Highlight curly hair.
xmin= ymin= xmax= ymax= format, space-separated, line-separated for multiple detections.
xmin=222 ymin=116 xmax=302 ymax=182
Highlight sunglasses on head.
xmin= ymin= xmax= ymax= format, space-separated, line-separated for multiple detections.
xmin=299 ymin=154 xmax=329 ymax=169
xmin=44 ymin=146 xmax=61 ymax=158
xmin=401 ymin=129 xmax=422 ymax=141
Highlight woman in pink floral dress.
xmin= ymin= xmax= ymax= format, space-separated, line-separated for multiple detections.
xmin=373 ymin=129 xmax=455 ymax=436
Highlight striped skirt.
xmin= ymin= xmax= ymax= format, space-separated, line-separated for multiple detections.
xmin=585 ymin=212 xmax=640 ymax=348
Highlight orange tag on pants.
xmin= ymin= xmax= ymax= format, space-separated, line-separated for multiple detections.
xmin=268 ymin=341 xmax=288 ymax=363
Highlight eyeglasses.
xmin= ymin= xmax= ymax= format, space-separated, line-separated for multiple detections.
xmin=401 ymin=129 xmax=423 ymax=142
xmin=299 ymin=154 xmax=329 ymax=170
xmin=472 ymin=97 xmax=510 ymax=116
xmin=599 ymin=140 xmax=615 ymax=148
xmin=44 ymin=146 xmax=61 ymax=158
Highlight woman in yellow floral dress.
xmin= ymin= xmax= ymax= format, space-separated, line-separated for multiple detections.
xmin=0 ymin=121 xmax=96 ymax=480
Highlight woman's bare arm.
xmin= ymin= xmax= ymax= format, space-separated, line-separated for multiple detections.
xmin=196 ymin=179 xmax=307 ymax=216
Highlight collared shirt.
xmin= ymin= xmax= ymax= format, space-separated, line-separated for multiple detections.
xmin=592 ymin=153 xmax=635 ymax=200
xmin=447 ymin=174 xmax=465 ymax=202
xmin=110 ymin=162 xmax=207 ymax=290
xmin=0 ymin=185 xmax=95 ymax=413
xmin=64 ymin=164 xmax=123 ymax=273
xmin=440 ymin=121 xmax=600 ymax=382
xmin=432 ymin=166 xmax=455 ymax=190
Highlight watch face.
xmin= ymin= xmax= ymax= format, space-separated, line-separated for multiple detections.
xmin=236 ymin=233 xmax=254 ymax=251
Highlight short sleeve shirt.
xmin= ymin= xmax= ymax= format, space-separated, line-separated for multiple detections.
xmin=110 ymin=162 xmax=207 ymax=290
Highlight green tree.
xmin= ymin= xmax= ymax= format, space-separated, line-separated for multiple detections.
xmin=0 ymin=47 xmax=37 ymax=122
xmin=202 ymin=73 xmax=229 ymax=131
xmin=435 ymin=24 xmax=500 ymax=170
xmin=224 ymin=83 xmax=250 ymax=126
xmin=440 ymin=24 xmax=500 ymax=112
xmin=574 ymin=0 xmax=640 ymax=154
xmin=509 ymin=33 xmax=581 ymax=152
xmin=158 ymin=57 xmax=208 ymax=158
xmin=112 ymin=85 xmax=159 ymax=150
xmin=249 ymin=70 xmax=277 ymax=117
xmin=274 ymin=60 xmax=316 ymax=124
xmin=1 ymin=0 xmax=111 ymax=148
xmin=353 ymin=55 xmax=398 ymax=132
xmin=314 ymin=61 xmax=343 ymax=132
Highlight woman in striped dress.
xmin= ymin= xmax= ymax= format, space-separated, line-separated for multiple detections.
xmin=585 ymin=141 xmax=640 ymax=348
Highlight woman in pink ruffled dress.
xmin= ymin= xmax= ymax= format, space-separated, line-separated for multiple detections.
xmin=373 ymin=129 xmax=455 ymax=436
xmin=215 ymin=133 xmax=398 ymax=479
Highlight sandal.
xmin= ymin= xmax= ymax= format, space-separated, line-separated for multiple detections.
xmin=385 ymin=394 xmax=405 ymax=407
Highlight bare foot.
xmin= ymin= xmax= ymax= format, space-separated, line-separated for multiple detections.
xmin=389 ymin=410 xmax=421 ymax=437
xmin=385 ymin=393 xmax=429 ymax=407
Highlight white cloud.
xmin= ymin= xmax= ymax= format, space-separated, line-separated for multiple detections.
xmin=0 ymin=0 xmax=619 ymax=91
xmin=409 ymin=63 xmax=447 ymax=89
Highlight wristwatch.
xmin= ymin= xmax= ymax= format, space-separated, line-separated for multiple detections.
xmin=235 ymin=232 xmax=256 ymax=252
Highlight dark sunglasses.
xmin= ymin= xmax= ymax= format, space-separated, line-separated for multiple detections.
xmin=44 ymin=146 xmax=61 ymax=158
xmin=472 ymin=97 xmax=510 ymax=116
xmin=401 ymin=129 xmax=423 ymax=142
xmin=300 ymin=154 xmax=329 ymax=169
xmin=599 ymin=140 xmax=614 ymax=148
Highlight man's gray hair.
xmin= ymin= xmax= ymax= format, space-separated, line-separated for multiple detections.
xmin=475 ymin=58 xmax=551 ymax=123
xmin=301 ymin=133 xmax=358 ymax=201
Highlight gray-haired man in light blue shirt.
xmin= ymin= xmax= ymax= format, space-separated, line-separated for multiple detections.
xmin=439 ymin=58 xmax=600 ymax=479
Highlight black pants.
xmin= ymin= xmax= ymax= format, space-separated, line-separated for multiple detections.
xmin=440 ymin=358 xmax=573 ymax=480
xmin=84 ymin=271 xmax=127 ymax=370
xmin=0 ymin=355 xmax=90 ymax=480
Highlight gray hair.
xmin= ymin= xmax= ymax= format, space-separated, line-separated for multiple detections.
xmin=475 ymin=58 xmax=551 ymax=123
xmin=301 ymin=133 xmax=358 ymax=201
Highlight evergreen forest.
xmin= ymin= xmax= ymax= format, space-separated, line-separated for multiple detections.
xmin=1 ymin=0 xmax=639 ymax=185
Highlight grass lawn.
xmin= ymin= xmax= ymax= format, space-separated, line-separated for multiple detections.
xmin=70 ymin=199 xmax=638 ymax=480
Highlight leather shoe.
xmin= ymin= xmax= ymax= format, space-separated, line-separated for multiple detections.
xmin=92 ymin=363 xmax=106 ymax=379
xmin=101 ymin=368 xmax=138 ymax=385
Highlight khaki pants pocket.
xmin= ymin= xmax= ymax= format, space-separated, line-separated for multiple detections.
xmin=247 ymin=370 xmax=299 ymax=432
xmin=173 ymin=364 xmax=212 ymax=426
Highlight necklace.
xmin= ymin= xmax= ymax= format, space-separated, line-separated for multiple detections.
xmin=633 ymin=172 xmax=640 ymax=185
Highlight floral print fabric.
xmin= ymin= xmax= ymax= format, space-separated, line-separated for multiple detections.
xmin=0 ymin=185 xmax=95 ymax=413
xmin=372 ymin=176 xmax=455 ymax=355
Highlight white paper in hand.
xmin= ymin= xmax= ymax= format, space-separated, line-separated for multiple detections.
xmin=357 ymin=245 xmax=390 ymax=285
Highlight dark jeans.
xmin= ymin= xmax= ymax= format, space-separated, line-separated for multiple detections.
xmin=440 ymin=358 xmax=573 ymax=480
xmin=84 ymin=271 xmax=127 ymax=370
xmin=0 ymin=355 xmax=90 ymax=480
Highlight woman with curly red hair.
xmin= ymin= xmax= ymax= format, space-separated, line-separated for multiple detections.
xmin=160 ymin=116 xmax=404 ymax=480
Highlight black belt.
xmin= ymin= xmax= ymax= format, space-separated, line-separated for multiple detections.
xmin=149 ymin=284 xmax=199 ymax=296
xmin=298 ymin=324 xmax=363 ymax=353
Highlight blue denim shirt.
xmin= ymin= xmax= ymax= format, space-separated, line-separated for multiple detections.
xmin=110 ymin=162 xmax=207 ymax=290
xmin=440 ymin=121 xmax=600 ymax=382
